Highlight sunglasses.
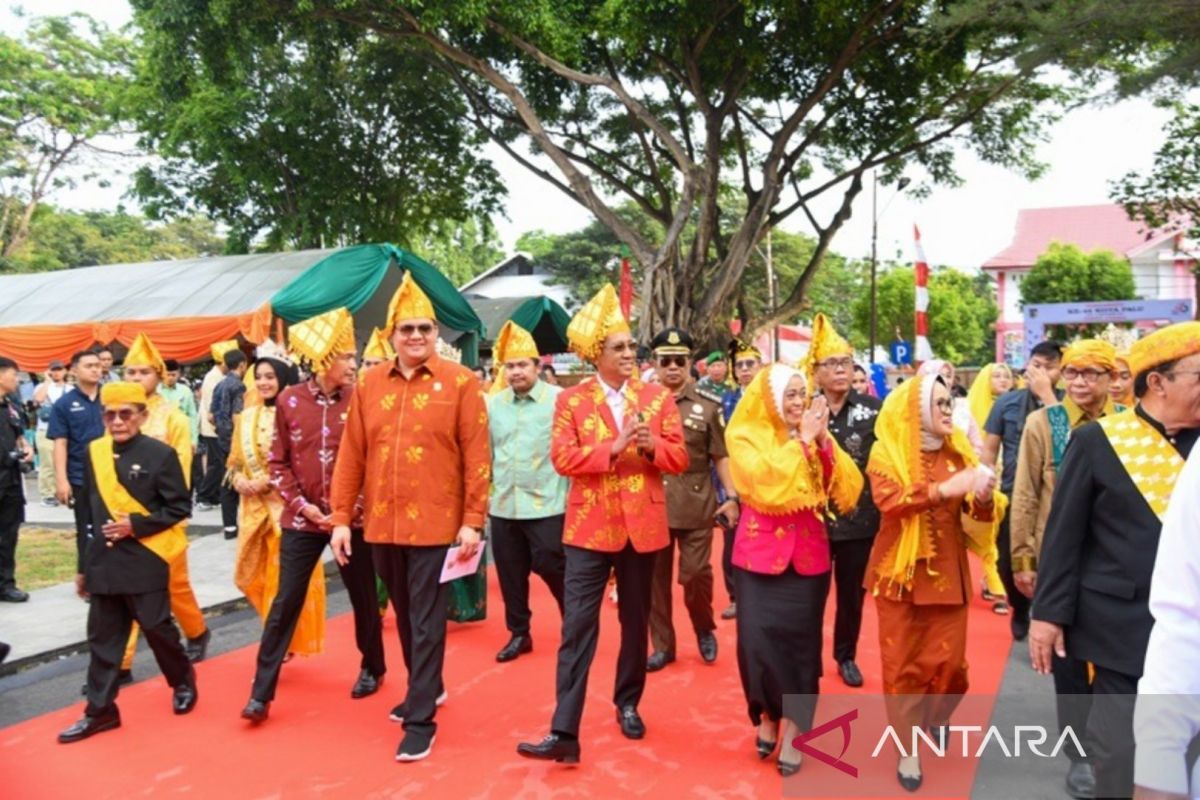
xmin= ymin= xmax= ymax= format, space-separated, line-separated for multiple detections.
xmin=102 ymin=409 xmax=139 ymax=423
xmin=735 ymin=359 xmax=759 ymax=370
xmin=397 ymin=323 xmax=435 ymax=338
xmin=657 ymin=355 xmax=687 ymax=368
xmin=606 ymin=341 xmax=637 ymax=353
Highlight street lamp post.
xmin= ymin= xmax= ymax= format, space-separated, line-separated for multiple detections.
xmin=868 ymin=171 xmax=911 ymax=363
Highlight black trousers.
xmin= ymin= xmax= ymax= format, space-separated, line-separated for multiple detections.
xmin=995 ymin=502 xmax=1030 ymax=627
xmin=85 ymin=589 xmax=193 ymax=717
xmin=373 ymin=543 xmax=450 ymax=738
xmin=649 ymin=526 xmax=716 ymax=654
xmin=0 ymin=482 xmax=23 ymax=591
xmin=1086 ymin=666 xmax=1137 ymax=798
xmin=70 ymin=482 xmax=94 ymax=570
xmin=720 ymin=524 xmax=736 ymax=604
xmin=251 ymin=529 xmax=384 ymax=703
xmin=1053 ymin=651 xmax=1093 ymax=763
xmin=490 ymin=515 xmax=566 ymax=636
xmin=214 ymin=437 xmax=239 ymax=530
xmin=196 ymin=435 xmax=222 ymax=505
xmin=830 ymin=537 xmax=874 ymax=663
xmin=551 ymin=542 xmax=657 ymax=738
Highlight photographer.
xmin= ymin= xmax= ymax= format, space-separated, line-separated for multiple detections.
xmin=0 ymin=356 xmax=34 ymax=603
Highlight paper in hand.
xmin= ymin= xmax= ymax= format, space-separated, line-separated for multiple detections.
xmin=439 ymin=543 xmax=484 ymax=584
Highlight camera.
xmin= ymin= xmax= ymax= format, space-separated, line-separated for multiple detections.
xmin=4 ymin=449 xmax=34 ymax=475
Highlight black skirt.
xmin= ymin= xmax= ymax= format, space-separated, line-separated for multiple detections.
xmin=734 ymin=565 xmax=831 ymax=728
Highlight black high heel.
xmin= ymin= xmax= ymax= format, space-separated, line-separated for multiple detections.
xmin=777 ymin=757 xmax=802 ymax=777
xmin=756 ymin=736 xmax=777 ymax=760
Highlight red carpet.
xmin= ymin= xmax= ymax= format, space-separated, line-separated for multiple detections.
xmin=1 ymin=551 xmax=1012 ymax=798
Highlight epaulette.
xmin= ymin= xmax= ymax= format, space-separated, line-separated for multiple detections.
xmin=694 ymin=386 xmax=724 ymax=406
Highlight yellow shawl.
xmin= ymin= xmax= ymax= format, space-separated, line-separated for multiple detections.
xmin=726 ymin=364 xmax=862 ymax=516
xmin=966 ymin=364 xmax=1000 ymax=431
xmin=867 ymin=375 xmax=1007 ymax=594
xmin=89 ymin=435 xmax=188 ymax=563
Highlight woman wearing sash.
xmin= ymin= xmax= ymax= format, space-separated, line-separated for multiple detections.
xmin=725 ymin=364 xmax=862 ymax=776
xmin=864 ymin=373 xmax=1005 ymax=791
xmin=229 ymin=354 xmax=326 ymax=656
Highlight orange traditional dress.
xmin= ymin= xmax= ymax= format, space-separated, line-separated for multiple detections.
xmin=230 ymin=401 xmax=325 ymax=655
xmin=865 ymin=375 xmax=1005 ymax=734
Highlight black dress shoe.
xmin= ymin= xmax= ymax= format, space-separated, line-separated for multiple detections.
xmin=616 ymin=705 xmax=645 ymax=740
xmin=646 ymin=651 xmax=675 ymax=672
xmin=839 ymin=660 xmax=864 ymax=687
xmin=496 ymin=635 xmax=533 ymax=663
xmin=350 ymin=668 xmax=383 ymax=699
xmin=697 ymin=632 xmax=718 ymax=663
xmin=1011 ymin=613 xmax=1030 ymax=642
xmin=1065 ymin=761 xmax=1096 ymax=799
xmin=898 ymin=769 xmax=923 ymax=792
xmin=516 ymin=733 xmax=580 ymax=764
xmin=241 ymin=699 xmax=270 ymax=723
xmin=0 ymin=587 xmax=29 ymax=602
xmin=58 ymin=711 xmax=121 ymax=744
xmin=185 ymin=629 xmax=211 ymax=663
xmin=173 ymin=681 xmax=198 ymax=715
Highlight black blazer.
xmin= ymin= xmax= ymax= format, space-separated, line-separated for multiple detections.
xmin=83 ymin=433 xmax=192 ymax=596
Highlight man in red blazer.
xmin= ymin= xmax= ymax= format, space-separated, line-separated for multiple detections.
xmin=517 ymin=284 xmax=688 ymax=764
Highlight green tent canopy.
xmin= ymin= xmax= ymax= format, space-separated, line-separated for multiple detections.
xmin=467 ymin=295 xmax=572 ymax=357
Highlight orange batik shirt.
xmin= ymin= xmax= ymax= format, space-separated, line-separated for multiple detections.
xmin=330 ymin=355 xmax=491 ymax=546
xmin=551 ymin=375 xmax=688 ymax=553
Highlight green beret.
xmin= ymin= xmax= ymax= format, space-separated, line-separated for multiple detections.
xmin=705 ymin=351 xmax=724 ymax=365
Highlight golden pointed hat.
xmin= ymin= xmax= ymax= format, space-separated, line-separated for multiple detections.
xmin=1128 ymin=321 xmax=1200 ymax=378
xmin=566 ymin=283 xmax=631 ymax=363
xmin=288 ymin=307 xmax=357 ymax=375
xmin=210 ymin=339 xmax=239 ymax=363
xmin=101 ymin=381 xmax=148 ymax=408
xmin=386 ymin=271 xmax=437 ymax=331
xmin=124 ymin=332 xmax=166 ymax=375
xmin=803 ymin=312 xmax=853 ymax=390
xmin=490 ymin=321 xmax=540 ymax=395
xmin=1061 ymin=339 xmax=1117 ymax=371
xmin=363 ymin=327 xmax=396 ymax=361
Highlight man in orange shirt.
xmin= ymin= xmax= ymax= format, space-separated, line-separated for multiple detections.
xmin=330 ymin=272 xmax=490 ymax=763
xmin=517 ymin=284 xmax=688 ymax=764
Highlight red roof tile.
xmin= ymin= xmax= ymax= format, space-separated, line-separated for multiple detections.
xmin=982 ymin=203 xmax=1184 ymax=270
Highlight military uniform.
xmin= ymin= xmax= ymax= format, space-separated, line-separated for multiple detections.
xmin=648 ymin=330 xmax=730 ymax=660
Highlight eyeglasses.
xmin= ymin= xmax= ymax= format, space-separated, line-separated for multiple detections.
xmin=397 ymin=323 xmax=435 ymax=338
xmin=1063 ymin=368 xmax=1109 ymax=384
xmin=606 ymin=341 xmax=636 ymax=353
xmin=102 ymin=409 xmax=139 ymax=423
xmin=934 ymin=398 xmax=954 ymax=413
xmin=818 ymin=357 xmax=854 ymax=371
xmin=657 ymin=355 xmax=687 ymax=368
xmin=735 ymin=359 xmax=759 ymax=370
xmin=1165 ymin=370 xmax=1200 ymax=382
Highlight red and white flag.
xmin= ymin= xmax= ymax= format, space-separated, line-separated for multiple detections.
xmin=913 ymin=224 xmax=933 ymax=363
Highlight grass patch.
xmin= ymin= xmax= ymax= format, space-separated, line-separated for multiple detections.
xmin=16 ymin=526 xmax=77 ymax=591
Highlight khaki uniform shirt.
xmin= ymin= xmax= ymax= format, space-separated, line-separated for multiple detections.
xmin=664 ymin=384 xmax=728 ymax=530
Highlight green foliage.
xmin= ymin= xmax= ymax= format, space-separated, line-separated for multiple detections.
xmin=416 ymin=218 xmax=506 ymax=288
xmin=852 ymin=266 xmax=997 ymax=365
xmin=0 ymin=14 xmax=134 ymax=265
xmin=1019 ymin=243 xmax=1138 ymax=339
xmin=3 ymin=205 xmax=224 ymax=272
xmin=129 ymin=4 xmax=503 ymax=251
xmin=1111 ymin=103 xmax=1200 ymax=238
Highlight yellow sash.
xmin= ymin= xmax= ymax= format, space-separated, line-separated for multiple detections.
xmin=89 ymin=435 xmax=188 ymax=563
xmin=1097 ymin=409 xmax=1185 ymax=522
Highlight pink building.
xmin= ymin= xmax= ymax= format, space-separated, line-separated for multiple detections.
xmin=983 ymin=204 xmax=1196 ymax=363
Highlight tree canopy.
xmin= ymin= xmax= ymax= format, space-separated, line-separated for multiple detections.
xmin=1019 ymin=242 xmax=1138 ymax=338
xmin=130 ymin=0 xmax=1077 ymax=342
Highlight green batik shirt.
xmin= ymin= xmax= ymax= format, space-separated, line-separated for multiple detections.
xmin=158 ymin=382 xmax=199 ymax=446
xmin=487 ymin=379 xmax=568 ymax=520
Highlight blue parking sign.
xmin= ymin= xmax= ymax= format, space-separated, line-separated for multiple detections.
xmin=890 ymin=340 xmax=912 ymax=365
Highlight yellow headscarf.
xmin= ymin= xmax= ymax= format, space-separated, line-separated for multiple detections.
xmin=726 ymin=364 xmax=862 ymax=516
xmin=1113 ymin=351 xmax=1135 ymax=407
xmin=288 ymin=308 xmax=356 ymax=376
xmin=210 ymin=339 xmax=239 ymax=363
xmin=386 ymin=271 xmax=437 ymax=331
xmin=802 ymin=312 xmax=853 ymax=393
xmin=490 ymin=320 xmax=540 ymax=395
xmin=363 ymin=327 xmax=396 ymax=361
xmin=965 ymin=363 xmax=1012 ymax=431
xmin=1128 ymin=321 xmax=1200 ymax=378
xmin=866 ymin=374 xmax=1007 ymax=597
xmin=123 ymin=332 xmax=166 ymax=376
xmin=1062 ymin=339 xmax=1117 ymax=371
xmin=101 ymin=381 xmax=148 ymax=407
xmin=566 ymin=283 xmax=631 ymax=363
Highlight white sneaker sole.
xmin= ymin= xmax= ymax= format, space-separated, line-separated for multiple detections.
xmin=388 ymin=690 xmax=449 ymax=723
xmin=395 ymin=734 xmax=435 ymax=762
